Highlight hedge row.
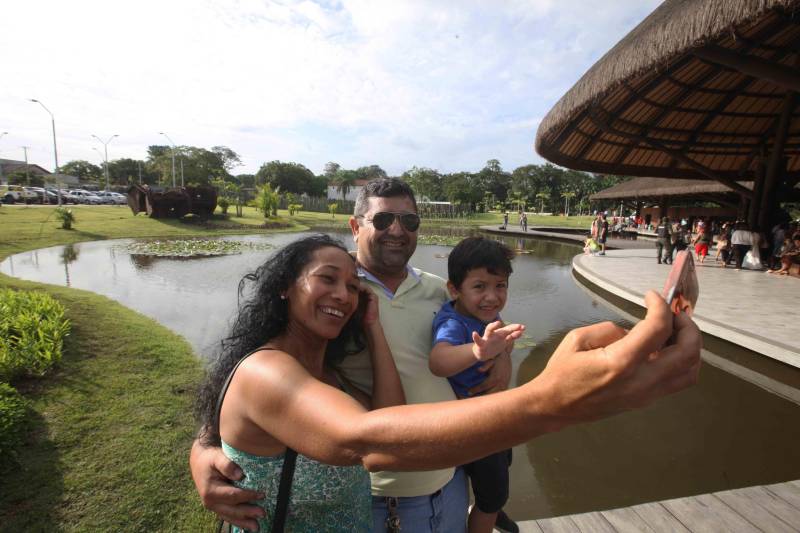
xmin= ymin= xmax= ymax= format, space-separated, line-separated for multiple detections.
xmin=0 ymin=288 xmax=70 ymax=381
xmin=0 ymin=288 xmax=69 ymax=462
xmin=0 ymin=382 xmax=28 ymax=464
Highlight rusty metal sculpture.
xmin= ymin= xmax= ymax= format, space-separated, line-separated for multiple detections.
xmin=127 ymin=184 xmax=218 ymax=218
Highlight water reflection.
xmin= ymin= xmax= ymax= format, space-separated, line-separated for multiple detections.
xmin=60 ymin=244 xmax=79 ymax=287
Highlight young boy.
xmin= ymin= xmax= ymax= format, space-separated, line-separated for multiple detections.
xmin=429 ymin=237 xmax=525 ymax=533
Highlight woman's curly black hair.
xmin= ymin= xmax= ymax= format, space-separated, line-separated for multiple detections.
xmin=195 ymin=234 xmax=366 ymax=446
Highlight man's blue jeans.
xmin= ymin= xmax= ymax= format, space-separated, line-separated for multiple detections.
xmin=371 ymin=467 xmax=468 ymax=533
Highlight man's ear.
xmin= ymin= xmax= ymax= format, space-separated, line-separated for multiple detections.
xmin=446 ymin=280 xmax=459 ymax=300
xmin=349 ymin=216 xmax=360 ymax=240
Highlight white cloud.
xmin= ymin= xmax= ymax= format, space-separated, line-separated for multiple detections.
xmin=0 ymin=0 xmax=660 ymax=176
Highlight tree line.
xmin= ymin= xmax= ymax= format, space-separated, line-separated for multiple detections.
xmin=48 ymin=145 xmax=625 ymax=213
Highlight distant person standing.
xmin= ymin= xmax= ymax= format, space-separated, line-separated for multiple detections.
xmin=598 ymin=214 xmax=609 ymax=256
xmin=502 ymin=212 xmax=509 ymax=230
xmin=692 ymin=225 xmax=712 ymax=264
xmin=731 ymin=222 xmax=752 ymax=270
xmin=655 ymin=216 xmax=672 ymax=264
xmin=521 ymin=212 xmax=528 ymax=232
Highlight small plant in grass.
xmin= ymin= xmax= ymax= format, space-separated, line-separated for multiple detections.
xmin=0 ymin=289 xmax=70 ymax=381
xmin=256 ymin=184 xmax=280 ymax=217
xmin=0 ymin=382 xmax=28 ymax=464
xmin=54 ymin=207 xmax=75 ymax=229
xmin=217 ymin=197 xmax=230 ymax=215
xmin=328 ymin=202 xmax=338 ymax=219
xmin=288 ymin=203 xmax=303 ymax=216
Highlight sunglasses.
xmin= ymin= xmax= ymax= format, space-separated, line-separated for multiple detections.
xmin=361 ymin=211 xmax=421 ymax=232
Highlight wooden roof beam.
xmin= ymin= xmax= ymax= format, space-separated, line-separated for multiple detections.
xmin=693 ymin=45 xmax=800 ymax=93
xmin=588 ymin=111 xmax=754 ymax=199
xmin=606 ymin=15 xmax=791 ymax=169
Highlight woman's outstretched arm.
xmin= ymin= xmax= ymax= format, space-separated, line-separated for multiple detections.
xmin=231 ymin=291 xmax=700 ymax=471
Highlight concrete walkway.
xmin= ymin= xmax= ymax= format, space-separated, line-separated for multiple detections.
xmin=572 ymin=248 xmax=799 ymax=369
xmin=481 ymin=225 xmax=655 ymax=250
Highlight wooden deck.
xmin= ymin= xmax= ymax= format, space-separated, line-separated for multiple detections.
xmin=513 ymin=480 xmax=800 ymax=532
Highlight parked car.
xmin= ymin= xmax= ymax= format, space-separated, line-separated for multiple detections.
xmin=71 ymin=190 xmax=103 ymax=204
xmin=95 ymin=191 xmax=127 ymax=205
xmin=93 ymin=191 xmax=115 ymax=205
xmin=108 ymin=192 xmax=128 ymax=205
xmin=46 ymin=188 xmax=80 ymax=204
xmin=1 ymin=185 xmax=39 ymax=204
xmin=26 ymin=187 xmax=62 ymax=204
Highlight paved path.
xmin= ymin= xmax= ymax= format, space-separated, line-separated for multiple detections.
xmin=512 ymin=479 xmax=800 ymax=532
xmin=481 ymin=225 xmax=654 ymax=250
xmin=572 ymin=248 xmax=800 ymax=369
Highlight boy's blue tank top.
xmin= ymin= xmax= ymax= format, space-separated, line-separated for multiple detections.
xmin=431 ymin=300 xmax=499 ymax=398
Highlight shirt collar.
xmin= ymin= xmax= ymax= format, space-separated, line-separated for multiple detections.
xmin=357 ymin=264 xmax=419 ymax=299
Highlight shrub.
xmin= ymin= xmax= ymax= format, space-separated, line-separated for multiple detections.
xmin=217 ymin=197 xmax=230 ymax=214
xmin=0 ymin=382 xmax=29 ymax=462
xmin=54 ymin=207 xmax=76 ymax=229
xmin=0 ymin=289 xmax=70 ymax=381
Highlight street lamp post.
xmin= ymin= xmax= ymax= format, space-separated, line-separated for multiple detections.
xmin=22 ymin=146 xmax=30 ymax=183
xmin=91 ymin=134 xmax=119 ymax=191
xmin=29 ymin=99 xmax=61 ymax=206
xmin=0 ymin=132 xmax=8 ymax=183
xmin=159 ymin=132 xmax=177 ymax=188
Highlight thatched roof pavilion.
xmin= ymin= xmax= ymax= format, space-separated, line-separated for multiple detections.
xmin=536 ymin=0 xmax=800 ymax=229
xmin=589 ymin=176 xmax=752 ymax=202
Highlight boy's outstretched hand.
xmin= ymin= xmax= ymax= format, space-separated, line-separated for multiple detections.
xmin=472 ymin=321 xmax=525 ymax=361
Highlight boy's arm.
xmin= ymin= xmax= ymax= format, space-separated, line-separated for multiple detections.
xmin=430 ymin=321 xmax=524 ymax=377
xmin=430 ymin=341 xmax=486 ymax=377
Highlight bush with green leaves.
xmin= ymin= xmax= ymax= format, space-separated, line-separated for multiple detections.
xmin=217 ymin=197 xmax=230 ymax=214
xmin=0 ymin=289 xmax=70 ymax=381
xmin=0 ymin=382 xmax=28 ymax=462
xmin=54 ymin=207 xmax=76 ymax=229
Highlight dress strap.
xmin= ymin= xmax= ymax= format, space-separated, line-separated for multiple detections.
xmin=214 ymin=347 xmax=298 ymax=533
xmin=214 ymin=347 xmax=264 ymax=427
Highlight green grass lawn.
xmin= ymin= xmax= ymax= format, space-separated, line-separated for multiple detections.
xmin=0 ymin=204 xmax=590 ymax=530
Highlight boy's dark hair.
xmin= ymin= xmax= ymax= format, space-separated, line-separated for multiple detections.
xmin=353 ymin=177 xmax=417 ymax=218
xmin=448 ymin=237 xmax=514 ymax=288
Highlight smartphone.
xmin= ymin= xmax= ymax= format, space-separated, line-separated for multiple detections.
xmin=661 ymin=251 xmax=699 ymax=316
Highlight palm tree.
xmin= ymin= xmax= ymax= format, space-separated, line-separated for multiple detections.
xmin=510 ymin=191 xmax=526 ymax=213
xmin=561 ymin=191 xmax=576 ymax=216
xmin=334 ymin=170 xmax=358 ymax=201
xmin=536 ymin=192 xmax=549 ymax=214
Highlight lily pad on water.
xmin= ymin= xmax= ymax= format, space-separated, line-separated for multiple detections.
xmin=417 ymin=235 xmax=463 ymax=246
xmin=514 ymin=333 xmax=537 ymax=350
xmin=123 ymin=239 xmax=272 ymax=258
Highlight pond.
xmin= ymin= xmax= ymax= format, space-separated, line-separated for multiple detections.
xmin=3 ymin=230 xmax=800 ymax=520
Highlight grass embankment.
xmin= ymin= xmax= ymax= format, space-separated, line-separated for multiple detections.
xmin=0 ymin=205 xmax=304 ymax=531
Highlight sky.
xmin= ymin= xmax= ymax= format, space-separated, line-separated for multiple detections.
xmin=0 ymin=0 xmax=661 ymax=176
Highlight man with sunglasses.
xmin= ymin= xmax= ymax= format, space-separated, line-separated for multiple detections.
xmin=339 ymin=178 xmax=516 ymax=532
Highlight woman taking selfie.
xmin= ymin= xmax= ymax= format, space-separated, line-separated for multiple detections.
xmin=196 ymin=234 xmax=701 ymax=532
